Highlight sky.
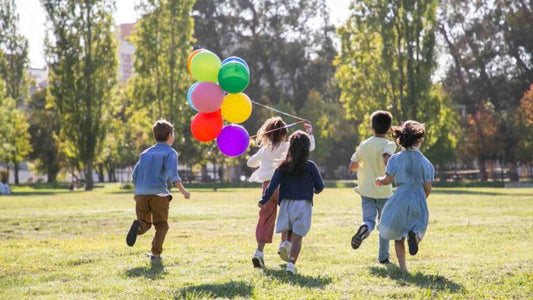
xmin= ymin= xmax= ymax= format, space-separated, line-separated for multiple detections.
xmin=16 ymin=0 xmax=353 ymax=68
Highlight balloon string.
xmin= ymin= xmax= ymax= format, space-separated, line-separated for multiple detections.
xmin=249 ymin=120 xmax=307 ymax=140
xmin=250 ymin=100 xmax=307 ymax=122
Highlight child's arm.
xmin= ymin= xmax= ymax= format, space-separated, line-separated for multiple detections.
xmin=174 ymin=181 xmax=191 ymax=199
xmin=258 ymin=170 xmax=281 ymax=207
xmin=423 ymin=182 xmax=432 ymax=198
xmin=247 ymin=148 xmax=264 ymax=168
xmin=166 ymin=152 xmax=190 ymax=199
xmin=304 ymin=122 xmax=316 ymax=151
xmin=349 ymin=146 xmax=361 ymax=172
xmin=375 ymin=174 xmax=394 ymax=186
xmin=311 ymin=162 xmax=325 ymax=194
xmin=349 ymin=161 xmax=360 ymax=172
xmin=383 ymin=153 xmax=391 ymax=166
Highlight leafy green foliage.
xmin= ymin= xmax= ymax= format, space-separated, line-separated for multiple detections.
xmin=336 ymin=0 xmax=458 ymax=166
xmin=0 ymin=0 xmax=32 ymax=184
xmin=43 ymin=0 xmax=117 ymax=189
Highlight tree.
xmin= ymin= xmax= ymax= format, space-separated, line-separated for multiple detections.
xmin=193 ymin=0 xmax=345 ymax=177
xmin=336 ymin=0 xmax=458 ymax=169
xmin=0 ymin=0 xmax=32 ymax=184
xmin=438 ymin=0 xmax=533 ymax=181
xmin=131 ymin=0 xmax=196 ymax=165
xmin=43 ymin=0 xmax=117 ymax=190
xmin=98 ymin=84 xmax=152 ymax=182
xmin=27 ymin=89 xmax=62 ymax=183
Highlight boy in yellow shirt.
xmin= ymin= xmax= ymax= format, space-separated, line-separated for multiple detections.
xmin=349 ymin=111 xmax=396 ymax=264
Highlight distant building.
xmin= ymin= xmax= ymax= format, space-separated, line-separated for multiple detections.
xmin=117 ymin=23 xmax=135 ymax=82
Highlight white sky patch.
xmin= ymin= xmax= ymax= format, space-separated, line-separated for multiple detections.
xmin=17 ymin=0 xmax=351 ymax=68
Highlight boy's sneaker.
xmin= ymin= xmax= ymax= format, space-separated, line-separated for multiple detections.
xmin=351 ymin=224 xmax=369 ymax=249
xmin=278 ymin=241 xmax=292 ymax=262
xmin=408 ymin=231 xmax=418 ymax=256
xmin=126 ymin=220 xmax=141 ymax=246
xmin=252 ymin=250 xmax=265 ymax=268
xmin=286 ymin=262 xmax=297 ymax=275
xmin=379 ymin=258 xmax=392 ymax=265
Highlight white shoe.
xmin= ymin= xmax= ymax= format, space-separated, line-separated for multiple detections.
xmin=286 ymin=262 xmax=297 ymax=275
xmin=252 ymin=250 xmax=264 ymax=268
xmin=278 ymin=241 xmax=292 ymax=262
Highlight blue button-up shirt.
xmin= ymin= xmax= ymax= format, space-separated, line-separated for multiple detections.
xmin=131 ymin=143 xmax=182 ymax=195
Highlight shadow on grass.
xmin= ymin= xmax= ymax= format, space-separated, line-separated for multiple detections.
xmin=262 ymin=267 xmax=332 ymax=288
xmin=175 ymin=281 xmax=253 ymax=299
xmin=125 ymin=262 xmax=167 ymax=279
xmin=369 ymin=265 xmax=463 ymax=292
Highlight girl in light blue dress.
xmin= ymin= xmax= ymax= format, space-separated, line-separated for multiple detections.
xmin=375 ymin=121 xmax=434 ymax=272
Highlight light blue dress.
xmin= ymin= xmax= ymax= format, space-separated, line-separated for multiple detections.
xmin=378 ymin=148 xmax=435 ymax=241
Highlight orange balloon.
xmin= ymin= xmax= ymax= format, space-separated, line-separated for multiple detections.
xmin=190 ymin=110 xmax=223 ymax=142
xmin=187 ymin=49 xmax=206 ymax=75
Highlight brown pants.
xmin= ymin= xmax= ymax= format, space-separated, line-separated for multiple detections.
xmin=135 ymin=195 xmax=172 ymax=255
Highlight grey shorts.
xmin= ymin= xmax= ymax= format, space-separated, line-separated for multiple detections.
xmin=275 ymin=200 xmax=313 ymax=237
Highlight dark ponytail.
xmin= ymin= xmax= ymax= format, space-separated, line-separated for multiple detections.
xmin=391 ymin=120 xmax=426 ymax=149
xmin=278 ymin=130 xmax=311 ymax=175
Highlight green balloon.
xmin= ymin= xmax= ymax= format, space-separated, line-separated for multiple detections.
xmin=190 ymin=51 xmax=221 ymax=83
xmin=218 ymin=62 xmax=250 ymax=93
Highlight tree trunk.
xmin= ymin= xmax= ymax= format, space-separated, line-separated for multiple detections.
xmin=478 ymin=155 xmax=488 ymax=181
xmin=438 ymin=164 xmax=446 ymax=182
xmin=47 ymin=166 xmax=59 ymax=183
xmin=85 ymin=161 xmax=94 ymax=190
xmin=97 ymin=163 xmax=105 ymax=183
xmin=507 ymin=162 xmax=519 ymax=182
xmin=14 ymin=161 xmax=20 ymax=185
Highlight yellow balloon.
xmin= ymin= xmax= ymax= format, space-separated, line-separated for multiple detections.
xmin=221 ymin=93 xmax=252 ymax=123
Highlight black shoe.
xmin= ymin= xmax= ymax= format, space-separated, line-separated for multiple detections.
xmin=126 ymin=220 xmax=141 ymax=247
xmin=408 ymin=231 xmax=418 ymax=256
xmin=351 ymin=225 xmax=369 ymax=249
xmin=379 ymin=258 xmax=392 ymax=264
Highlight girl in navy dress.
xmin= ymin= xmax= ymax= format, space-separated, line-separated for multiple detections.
xmin=375 ymin=121 xmax=435 ymax=272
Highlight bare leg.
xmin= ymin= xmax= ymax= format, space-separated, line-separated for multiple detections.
xmin=289 ymin=233 xmax=303 ymax=264
xmin=257 ymin=242 xmax=266 ymax=252
xmin=395 ymin=239 xmax=407 ymax=272
xmin=281 ymin=230 xmax=293 ymax=242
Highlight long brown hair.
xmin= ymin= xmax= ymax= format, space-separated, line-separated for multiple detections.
xmin=278 ymin=130 xmax=311 ymax=175
xmin=256 ymin=117 xmax=288 ymax=148
xmin=391 ymin=120 xmax=426 ymax=149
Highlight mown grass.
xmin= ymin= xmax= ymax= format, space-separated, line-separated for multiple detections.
xmin=0 ymin=185 xmax=532 ymax=299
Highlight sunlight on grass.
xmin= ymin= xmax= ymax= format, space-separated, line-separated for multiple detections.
xmin=0 ymin=186 xmax=532 ymax=298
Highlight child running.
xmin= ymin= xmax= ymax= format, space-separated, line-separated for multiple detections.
xmin=126 ymin=119 xmax=191 ymax=263
xmin=375 ymin=120 xmax=435 ymax=272
xmin=349 ymin=111 xmax=396 ymax=264
xmin=258 ymin=130 xmax=324 ymax=275
xmin=247 ymin=117 xmax=314 ymax=268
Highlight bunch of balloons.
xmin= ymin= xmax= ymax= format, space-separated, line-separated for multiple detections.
xmin=186 ymin=49 xmax=252 ymax=157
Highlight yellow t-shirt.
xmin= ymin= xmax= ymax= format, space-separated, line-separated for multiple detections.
xmin=351 ymin=136 xmax=396 ymax=199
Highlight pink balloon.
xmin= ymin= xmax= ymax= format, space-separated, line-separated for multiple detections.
xmin=191 ymin=82 xmax=224 ymax=113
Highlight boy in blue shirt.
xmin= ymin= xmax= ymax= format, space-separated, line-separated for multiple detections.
xmin=126 ymin=119 xmax=190 ymax=263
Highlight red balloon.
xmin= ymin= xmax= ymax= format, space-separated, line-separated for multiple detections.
xmin=190 ymin=110 xmax=223 ymax=142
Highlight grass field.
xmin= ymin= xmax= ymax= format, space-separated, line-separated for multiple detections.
xmin=1 ymin=185 xmax=532 ymax=299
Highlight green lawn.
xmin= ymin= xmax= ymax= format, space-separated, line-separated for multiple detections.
xmin=1 ymin=185 xmax=532 ymax=299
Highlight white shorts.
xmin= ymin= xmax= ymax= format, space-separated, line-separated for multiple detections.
xmin=275 ymin=200 xmax=313 ymax=237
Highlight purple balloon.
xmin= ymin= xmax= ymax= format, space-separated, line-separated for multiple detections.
xmin=216 ymin=125 xmax=250 ymax=157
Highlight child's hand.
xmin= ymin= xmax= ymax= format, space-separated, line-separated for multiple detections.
xmin=375 ymin=178 xmax=383 ymax=186
xmin=182 ymin=190 xmax=191 ymax=199
xmin=303 ymin=122 xmax=313 ymax=134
